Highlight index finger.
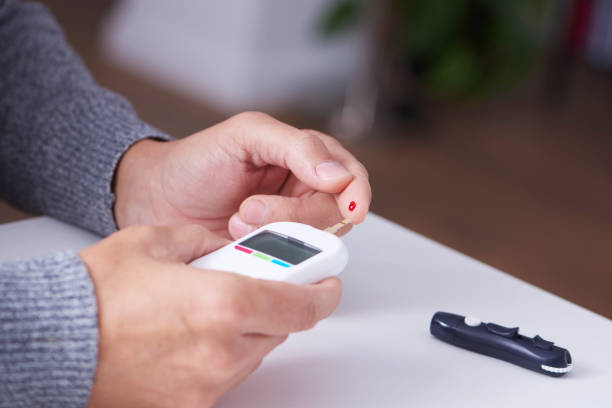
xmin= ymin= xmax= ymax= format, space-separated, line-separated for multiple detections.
xmin=245 ymin=277 xmax=342 ymax=335
xmin=222 ymin=112 xmax=354 ymax=194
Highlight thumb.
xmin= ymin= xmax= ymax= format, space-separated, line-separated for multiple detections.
xmin=143 ymin=224 xmax=229 ymax=263
xmin=247 ymin=277 xmax=343 ymax=335
xmin=228 ymin=193 xmax=349 ymax=239
xmin=226 ymin=112 xmax=354 ymax=193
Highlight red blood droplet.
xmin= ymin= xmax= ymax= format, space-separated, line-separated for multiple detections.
xmin=348 ymin=201 xmax=356 ymax=211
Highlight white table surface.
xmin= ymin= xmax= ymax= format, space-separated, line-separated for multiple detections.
xmin=1 ymin=214 xmax=610 ymax=407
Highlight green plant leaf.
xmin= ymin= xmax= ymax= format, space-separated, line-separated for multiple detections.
xmin=424 ymin=43 xmax=480 ymax=96
xmin=318 ymin=0 xmax=361 ymax=38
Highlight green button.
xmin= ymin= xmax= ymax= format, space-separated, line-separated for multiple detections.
xmin=253 ymin=252 xmax=271 ymax=261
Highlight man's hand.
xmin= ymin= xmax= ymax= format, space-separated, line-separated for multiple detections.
xmin=80 ymin=224 xmax=341 ymax=408
xmin=113 ymin=112 xmax=371 ymax=238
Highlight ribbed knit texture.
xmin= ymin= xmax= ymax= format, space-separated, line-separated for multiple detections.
xmin=0 ymin=251 xmax=98 ymax=408
xmin=0 ymin=0 xmax=173 ymax=406
xmin=0 ymin=0 xmax=171 ymax=237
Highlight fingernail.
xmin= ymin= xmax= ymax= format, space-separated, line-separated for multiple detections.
xmin=229 ymin=214 xmax=256 ymax=237
xmin=315 ymin=161 xmax=350 ymax=180
xmin=241 ymin=199 xmax=266 ymax=225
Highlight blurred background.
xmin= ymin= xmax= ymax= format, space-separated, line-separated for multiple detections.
xmin=1 ymin=0 xmax=610 ymax=317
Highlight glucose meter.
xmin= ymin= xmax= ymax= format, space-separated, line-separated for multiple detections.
xmin=189 ymin=222 xmax=348 ymax=284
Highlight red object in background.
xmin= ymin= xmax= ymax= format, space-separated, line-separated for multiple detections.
xmin=348 ymin=201 xmax=356 ymax=211
xmin=568 ymin=0 xmax=594 ymax=55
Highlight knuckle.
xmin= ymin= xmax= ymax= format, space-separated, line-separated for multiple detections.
xmin=317 ymin=132 xmax=341 ymax=148
xmin=293 ymin=133 xmax=327 ymax=159
xmin=304 ymin=130 xmax=345 ymax=154
xmin=296 ymin=131 xmax=321 ymax=149
xmin=235 ymin=110 xmax=272 ymax=124
xmin=328 ymin=139 xmax=344 ymax=153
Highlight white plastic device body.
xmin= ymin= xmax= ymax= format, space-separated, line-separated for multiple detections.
xmin=189 ymin=222 xmax=348 ymax=284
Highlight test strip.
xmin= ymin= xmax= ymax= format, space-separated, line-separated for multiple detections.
xmin=324 ymin=218 xmax=352 ymax=234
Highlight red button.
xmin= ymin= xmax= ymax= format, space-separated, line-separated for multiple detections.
xmin=234 ymin=245 xmax=253 ymax=254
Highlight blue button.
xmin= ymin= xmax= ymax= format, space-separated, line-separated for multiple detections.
xmin=271 ymin=259 xmax=290 ymax=267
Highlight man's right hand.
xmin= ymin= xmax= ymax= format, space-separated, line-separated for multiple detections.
xmin=79 ymin=224 xmax=342 ymax=408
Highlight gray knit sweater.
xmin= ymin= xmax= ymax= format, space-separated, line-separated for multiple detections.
xmin=0 ymin=0 xmax=169 ymax=406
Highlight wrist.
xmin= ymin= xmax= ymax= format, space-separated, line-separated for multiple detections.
xmin=113 ymin=138 xmax=169 ymax=229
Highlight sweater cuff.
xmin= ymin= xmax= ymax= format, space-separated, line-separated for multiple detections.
xmin=0 ymin=251 xmax=98 ymax=408
xmin=84 ymin=117 xmax=173 ymax=237
xmin=36 ymin=87 xmax=173 ymax=236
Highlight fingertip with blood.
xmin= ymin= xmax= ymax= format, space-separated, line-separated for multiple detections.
xmin=338 ymin=197 xmax=368 ymax=225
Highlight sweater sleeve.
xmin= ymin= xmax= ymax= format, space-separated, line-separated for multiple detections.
xmin=0 ymin=0 xmax=172 ymax=236
xmin=0 ymin=251 xmax=98 ymax=408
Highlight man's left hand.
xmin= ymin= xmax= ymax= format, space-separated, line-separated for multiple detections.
xmin=113 ymin=112 xmax=371 ymax=239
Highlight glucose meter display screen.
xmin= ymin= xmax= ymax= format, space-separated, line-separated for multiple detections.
xmin=239 ymin=231 xmax=321 ymax=265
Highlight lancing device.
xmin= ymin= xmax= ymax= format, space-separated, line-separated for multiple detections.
xmin=190 ymin=220 xmax=351 ymax=284
xmin=430 ymin=312 xmax=572 ymax=377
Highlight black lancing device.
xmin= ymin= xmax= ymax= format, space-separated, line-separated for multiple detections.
xmin=430 ymin=311 xmax=572 ymax=377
